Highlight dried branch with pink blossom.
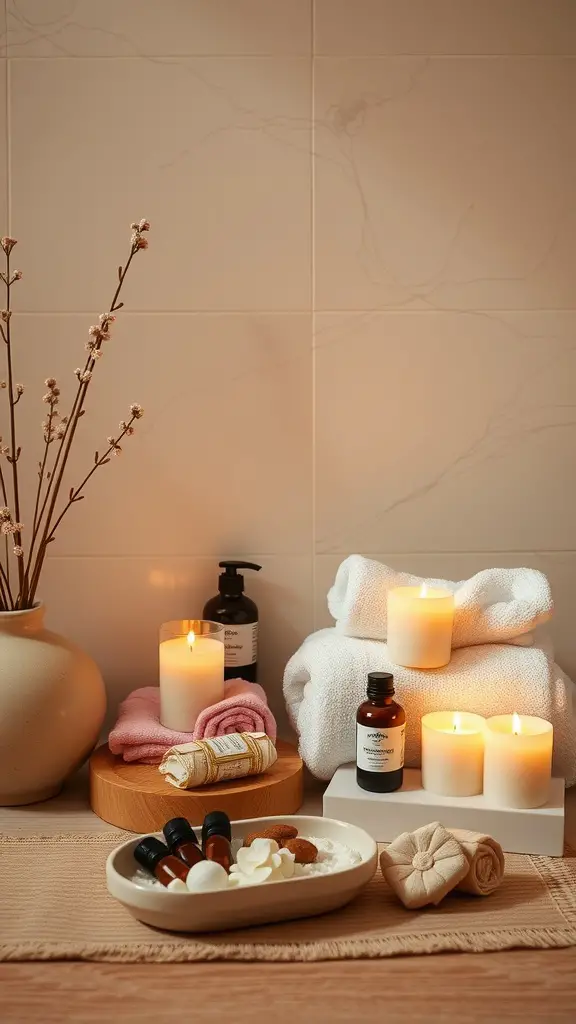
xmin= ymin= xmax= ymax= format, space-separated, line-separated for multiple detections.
xmin=0 ymin=221 xmax=150 ymax=610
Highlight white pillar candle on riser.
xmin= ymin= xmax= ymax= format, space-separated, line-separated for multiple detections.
xmin=160 ymin=631 xmax=224 ymax=731
xmin=387 ymin=585 xmax=454 ymax=669
xmin=483 ymin=714 xmax=553 ymax=809
xmin=421 ymin=711 xmax=486 ymax=797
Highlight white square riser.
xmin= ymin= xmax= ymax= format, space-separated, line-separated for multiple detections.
xmin=323 ymin=766 xmax=565 ymax=856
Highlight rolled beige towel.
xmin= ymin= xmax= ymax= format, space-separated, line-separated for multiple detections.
xmin=449 ymin=827 xmax=505 ymax=896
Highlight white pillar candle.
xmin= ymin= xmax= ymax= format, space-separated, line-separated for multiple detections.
xmin=421 ymin=711 xmax=486 ymax=796
xmin=159 ymin=623 xmax=225 ymax=731
xmin=484 ymin=714 xmax=553 ymax=809
xmin=387 ymin=584 xmax=454 ymax=669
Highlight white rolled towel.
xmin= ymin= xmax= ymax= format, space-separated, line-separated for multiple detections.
xmin=328 ymin=555 xmax=553 ymax=647
xmin=283 ymin=628 xmax=576 ymax=784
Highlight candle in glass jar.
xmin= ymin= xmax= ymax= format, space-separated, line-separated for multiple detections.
xmin=159 ymin=620 xmax=225 ymax=731
xmin=483 ymin=713 xmax=553 ymax=809
xmin=387 ymin=584 xmax=454 ymax=668
xmin=421 ymin=711 xmax=486 ymax=796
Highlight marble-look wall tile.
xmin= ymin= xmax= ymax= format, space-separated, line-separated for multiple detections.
xmin=7 ymin=1 xmax=312 ymax=56
xmin=314 ymin=551 xmax=576 ymax=681
xmin=41 ymin=554 xmax=313 ymax=735
xmin=14 ymin=313 xmax=312 ymax=555
xmin=315 ymin=1 xmax=576 ymax=55
xmin=314 ymin=57 xmax=576 ymax=310
xmin=3 ymin=0 xmax=576 ymax=724
xmin=11 ymin=56 xmax=311 ymax=311
xmin=315 ymin=311 xmax=576 ymax=553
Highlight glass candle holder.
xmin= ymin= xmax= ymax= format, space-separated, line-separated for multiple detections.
xmin=483 ymin=714 xmax=553 ymax=809
xmin=159 ymin=619 xmax=225 ymax=732
xmin=421 ymin=710 xmax=486 ymax=796
xmin=387 ymin=585 xmax=454 ymax=669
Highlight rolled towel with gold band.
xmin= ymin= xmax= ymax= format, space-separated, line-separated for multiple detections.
xmin=159 ymin=731 xmax=276 ymax=789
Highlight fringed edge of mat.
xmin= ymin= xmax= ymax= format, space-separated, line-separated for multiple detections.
xmin=2 ymin=926 xmax=576 ymax=964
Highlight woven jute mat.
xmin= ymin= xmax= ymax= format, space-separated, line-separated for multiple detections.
xmin=1 ymin=833 xmax=576 ymax=962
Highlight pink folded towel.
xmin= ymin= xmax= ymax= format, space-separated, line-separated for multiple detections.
xmin=108 ymin=679 xmax=276 ymax=764
xmin=192 ymin=683 xmax=277 ymax=743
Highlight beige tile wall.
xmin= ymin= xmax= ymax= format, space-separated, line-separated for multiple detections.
xmin=2 ymin=2 xmax=576 ymax=731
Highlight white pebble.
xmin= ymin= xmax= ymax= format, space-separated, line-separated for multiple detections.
xmin=186 ymin=859 xmax=229 ymax=893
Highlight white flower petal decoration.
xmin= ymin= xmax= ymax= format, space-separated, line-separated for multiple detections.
xmin=231 ymin=837 xmax=296 ymax=887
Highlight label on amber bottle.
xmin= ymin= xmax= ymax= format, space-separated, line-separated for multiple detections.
xmin=224 ymin=623 xmax=258 ymax=666
xmin=356 ymin=723 xmax=405 ymax=773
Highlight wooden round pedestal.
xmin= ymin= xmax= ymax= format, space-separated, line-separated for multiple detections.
xmin=89 ymin=741 xmax=303 ymax=833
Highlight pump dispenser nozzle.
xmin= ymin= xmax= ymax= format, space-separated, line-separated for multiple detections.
xmin=218 ymin=561 xmax=261 ymax=596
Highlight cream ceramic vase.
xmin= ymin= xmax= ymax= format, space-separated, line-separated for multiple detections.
xmin=0 ymin=604 xmax=106 ymax=805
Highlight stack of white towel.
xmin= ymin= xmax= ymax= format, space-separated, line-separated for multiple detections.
xmin=283 ymin=556 xmax=576 ymax=784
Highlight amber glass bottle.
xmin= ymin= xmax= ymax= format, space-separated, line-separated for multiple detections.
xmin=202 ymin=810 xmax=233 ymax=872
xmin=163 ymin=817 xmax=205 ymax=868
xmin=133 ymin=837 xmax=190 ymax=890
xmin=356 ymin=672 xmax=406 ymax=793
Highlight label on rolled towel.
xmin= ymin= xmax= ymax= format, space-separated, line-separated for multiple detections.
xmin=356 ymin=723 xmax=406 ymax=773
xmin=224 ymin=622 xmax=258 ymax=667
xmin=203 ymin=733 xmax=249 ymax=757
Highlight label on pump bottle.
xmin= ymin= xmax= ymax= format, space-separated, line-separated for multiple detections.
xmin=356 ymin=723 xmax=405 ymax=773
xmin=223 ymin=623 xmax=258 ymax=667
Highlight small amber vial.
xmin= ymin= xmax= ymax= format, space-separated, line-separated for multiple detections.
xmin=356 ymin=672 xmax=406 ymax=793
xmin=133 ymin=837 xmax=190 ymax=890
xmin=202 ymin=810 xmax=233 ymax=872
xmin=163 ymin=817 xmax=205 ymax=868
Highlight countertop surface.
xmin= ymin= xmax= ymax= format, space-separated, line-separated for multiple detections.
xmin=1 ymin=771 xmax=576 ymax=1023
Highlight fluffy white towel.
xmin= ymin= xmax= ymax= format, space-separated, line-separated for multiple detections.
xmin=328 ymin=555 xmax=553 ymax=648
xmin=283 ymin=628 xmax=576 ymax=784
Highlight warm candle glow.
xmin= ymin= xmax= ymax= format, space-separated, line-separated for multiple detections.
xmin=421 ymin=711 xmax=486 ymax=796
xmin=484 ymin=714 xmax=553 ymax=809
xmin=159 ymin=621 xmax=225 ymax=731
xmin=388 ymin=585 xmax=454 ymax=668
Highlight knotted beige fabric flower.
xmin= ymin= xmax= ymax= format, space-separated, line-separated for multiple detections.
xmin=380 ymin=821 xmax=469 ymax=909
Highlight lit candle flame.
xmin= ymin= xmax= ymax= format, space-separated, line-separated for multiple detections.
xmin=420 ymin=582 xmax=429 ymax=598
xmin=512 ymin=712 xmax=521 ymax=735
xmin=453 ymin=711 xmax=462 ymax=733
xmin=187 ymin=630 xmax=195 ymax=651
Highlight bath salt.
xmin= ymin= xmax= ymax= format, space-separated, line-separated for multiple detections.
xmin=295 ymin=836 xmax=362 ymax=876
xmin=130 ymin=834 xmax=362 ymax=890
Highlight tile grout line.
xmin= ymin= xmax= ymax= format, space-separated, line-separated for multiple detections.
xmin=310 ymin=0 xmax=317 ymax=632
xmin=14 ymin=308 xmax=576 ymax=317
xmin=4 ymin=0 xmax=8 ymax=234
xmin=42 ymin=550 xmax=576 ymax=561
xmin=5 ymin=54 xmax=576 ymax=60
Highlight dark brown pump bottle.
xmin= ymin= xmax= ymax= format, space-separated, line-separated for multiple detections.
xmin=356 ymin=672 xmax=406 ymax=793
xmin=203 ymin=561 xmax=261 ymax=682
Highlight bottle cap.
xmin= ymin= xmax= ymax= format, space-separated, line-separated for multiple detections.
xmin=163 ymin=817 xmax=200 ymax=851
xmin=366 ymin=671 xmax=395 ymax=699
xmin=218 ymin=560 xmax=262 ymax=597
xmin=202 ymin=810 xmax=232 ymax=844
xmin=133 ymin=836 xmax=171 ymax=874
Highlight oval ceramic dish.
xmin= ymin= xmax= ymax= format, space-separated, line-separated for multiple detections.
xmin=106 ymin=814 xmax=378 ymax=932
